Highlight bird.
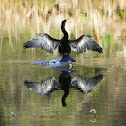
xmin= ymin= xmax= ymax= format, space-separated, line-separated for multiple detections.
xmin=23 ymin=18 xmax=103 ymax=59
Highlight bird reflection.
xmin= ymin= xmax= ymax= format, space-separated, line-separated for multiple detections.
xmin=59 ymin=71 xmax=72 ymax=106
xmin=24 ymin=70 xmax=103 ymax=107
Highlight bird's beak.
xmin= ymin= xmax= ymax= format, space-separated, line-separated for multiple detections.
xmin=66 ymin=18 xmax=69 ymax=21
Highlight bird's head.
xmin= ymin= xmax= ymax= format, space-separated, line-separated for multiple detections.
xmin=61 ymin=18 xmax=69 ymax=27
xmin=63 ymin=18 xmax=69 ymax=22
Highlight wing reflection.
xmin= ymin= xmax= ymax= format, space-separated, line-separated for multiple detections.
xmin=71 ymin=74 xmax=103 ymax=93
xmin=24 ymin=70 xmax=103 ymax=106
xmin=24 ymin=77 xmax=59 ymax=96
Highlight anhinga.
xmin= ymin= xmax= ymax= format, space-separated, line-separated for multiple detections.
xmin=24 ymin=18 xmax=103 ymax=59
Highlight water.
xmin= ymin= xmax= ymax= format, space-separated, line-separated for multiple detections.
xmin=0 ymin=0 xmax=126 ymax=126
xmin=0 ymin=60 xmax=126 ymax=126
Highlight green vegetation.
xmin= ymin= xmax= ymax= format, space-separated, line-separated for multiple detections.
xmin=0 ymin=0 xmax=125 ymax=60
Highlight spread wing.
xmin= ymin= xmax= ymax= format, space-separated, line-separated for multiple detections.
xmin=23 ymin=33 xmax=60 ymax=53
xmin=71 ymin=74 xmax=103 ymax=93
xmin=24 ymin=77 xmax=59 ymax=96
xmin=69 ymin=35 xmax=103 ymax=54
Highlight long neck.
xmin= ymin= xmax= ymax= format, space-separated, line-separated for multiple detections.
xmin=62 ymin=89 xmax=69 ymax=106
xmin=61 ymin=23 xmax=68 ymax=38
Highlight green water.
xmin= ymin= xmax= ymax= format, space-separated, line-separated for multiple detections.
xmin=1 ymin=60 xmax=126 ymax=126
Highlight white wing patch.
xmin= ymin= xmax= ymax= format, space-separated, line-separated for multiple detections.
xmin=70 ymin=35 xmax=103 ymax=54
xmin=24 ymin=33 xmax=60 ymax=53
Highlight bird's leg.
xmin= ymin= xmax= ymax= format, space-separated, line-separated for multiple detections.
xmin=68 ymin=61 xmax=73 ymax=71
xmin=60 ymin=56 xmax=63 ymax=63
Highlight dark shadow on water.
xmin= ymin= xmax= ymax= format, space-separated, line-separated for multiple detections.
xmin=24 ymin=67 xmax=103 ymax=107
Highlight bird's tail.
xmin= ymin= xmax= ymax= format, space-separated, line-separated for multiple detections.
xmin=60 ymin=56 xmax=76 ymax=62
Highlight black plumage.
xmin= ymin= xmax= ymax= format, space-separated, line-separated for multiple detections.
xmin=24 ymin=18 xmax=103 ymax=56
